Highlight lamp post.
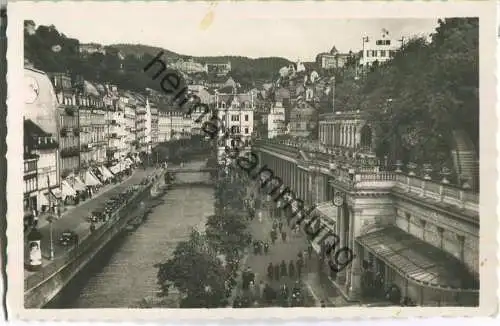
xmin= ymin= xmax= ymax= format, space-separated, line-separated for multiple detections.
xmin=46 ymin=176 xmax=56 ymax=260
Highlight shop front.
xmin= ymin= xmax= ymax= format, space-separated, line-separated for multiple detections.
xmin=356 ymin=226 xmax=479 ymax=306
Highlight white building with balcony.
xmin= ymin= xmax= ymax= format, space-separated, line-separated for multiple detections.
xmin=215 ymin=90 xmax=254 ymax=164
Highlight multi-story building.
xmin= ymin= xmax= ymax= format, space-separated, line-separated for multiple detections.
xmin=77 ymin=81 xmax=107 ymax=169
xmin=288 ymin=100 xmax=317 ymax=138
xmin=267 ymin=100 xmax=287 ymax=139
xmin=150 ymin=101 xmax=159 ymax=147
xmin=360 ymin=31 xmax=399 ymax=67
xmin=205 ymin=61 xmax=232 ymax=76
xmin=23 ymin=127 xmax=39 ymax=222
xmin=315 ymin=46 xmax=350 ymax=70
xmin=215 ymin=90 xmax=254 ymax=164
xmin=134 ymin=94 xmax=148 ymax=154
xmin=122 ymin=94 xmax=137 ymax=155
xmin=24 ymin=119 xmax=60 ymax=213
xmin=50 ymin=73 xmax=80 ymax=182
xmin=24 ymin=67 xmax=61 ymax=213
xmin=79 ymin=43 xmax=106 ymax=56
xmin=144 ymin=97 xmax=153 ymax=154
xmin=105 ymin=86 xmax=127 ymax=167
xmin=158 ymin=111 xmax=171 ymax=143
xmin=170 ymin=111 xmax=192 ymax=140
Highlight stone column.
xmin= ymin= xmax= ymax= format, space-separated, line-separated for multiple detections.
xmin=308 ymin=173 xmax=313 ymax=204
xmin=348 ymin=241 xmax=363 ymax=301
xmin=352 ymin=126 xmax=357 ymax=149
xmin=340 ymin=126 xmax=344 ymax=147
xmin=336 ymin=204 xmax=347 ymax=285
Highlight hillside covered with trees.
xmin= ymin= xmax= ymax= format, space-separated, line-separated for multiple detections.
xmin=24 ymin=22 xmax=289 ymax=96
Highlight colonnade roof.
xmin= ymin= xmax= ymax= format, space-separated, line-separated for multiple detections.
xmin=356 ymin=226 xmax=477 ymax=291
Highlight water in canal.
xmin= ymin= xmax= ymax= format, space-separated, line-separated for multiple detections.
xmin=47 ymin=161 xmax=214 ymax=308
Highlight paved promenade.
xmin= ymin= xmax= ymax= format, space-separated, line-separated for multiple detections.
xmin=236 ymin=198 xmax=347 ymax=307
xmin=24 ymin=167 xmax=158 ymax=278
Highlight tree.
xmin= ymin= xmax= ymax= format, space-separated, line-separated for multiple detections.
xmin=362 ymin=18 xmax=478 ymax=171
xmin=205 ymin=213 xmax=249 ymax=257
xmin=156 ymin=229 xmax=228 ymax=308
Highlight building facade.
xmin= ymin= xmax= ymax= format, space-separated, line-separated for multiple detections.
xmin=150 ymin=102 xmax=159 ymax=147
xmin=288 ymin=101 xmax=317 ymax=138
xmin=267 ymin=101 xmax=287 ymax=139
xmin=50 ymin=73 xmax=80 ymax=179
xmin=24 ymin=67 xmax=61 ymax=213
xmin=134 ymin=95 xmax=148 ymax=154
xmin=122 ymin=95 xmax=137 ymax=155
xmin=360 ymin=32 xmax=399 ymax=67
xmin=158 ymin=111 xmax=172 ymax=143
xmin=215 ymin=90 xmax=254 ymax=164
xmin=254 ymin=137 xmax=479 ymax=306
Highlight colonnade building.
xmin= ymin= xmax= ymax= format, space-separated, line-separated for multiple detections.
xmin=252 ymin=110 xmax=479 ymax=307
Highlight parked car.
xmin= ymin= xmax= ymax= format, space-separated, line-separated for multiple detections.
xmin=58 ymin=230 xmax=79 ymax=246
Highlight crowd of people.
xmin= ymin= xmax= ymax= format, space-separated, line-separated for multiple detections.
xmin=232 ymin=205 xmax=316 ymax=308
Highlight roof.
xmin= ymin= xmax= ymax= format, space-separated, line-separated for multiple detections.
xmin=24 ymin=67 xmax=59 ymax=135
xmin=24 ymin=119 xmax=51 ymax=137
xmin=217 ymin=93 xmax=252 ymax=106
xmin=356 ymin=226 xmax=478 ymax=290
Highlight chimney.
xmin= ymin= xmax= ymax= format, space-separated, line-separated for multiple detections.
xmin=330 ymin=76 xmax=336 ymax=112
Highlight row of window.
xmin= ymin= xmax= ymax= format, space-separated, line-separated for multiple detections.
xmin=364 ymin=50 xmax=396 ymax=58
xmin=24 ymin=160 xmax=37 ymax=173
xmin=24 ymin=177 xmax=37 ymax=194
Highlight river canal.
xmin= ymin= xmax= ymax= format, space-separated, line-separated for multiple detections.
xmin=47 ymin=161 xmax=214 ymax=308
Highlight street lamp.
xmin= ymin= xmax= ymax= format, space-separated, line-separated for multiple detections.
xmin=47 ymin=213 xmax=56 ymax=260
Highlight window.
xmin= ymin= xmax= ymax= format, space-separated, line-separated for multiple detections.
xmin=231 ymin=115 xmax=240 ymax=122
xmin=244 ymin=127 xmax=249 ymax=134
xmin=380 ymin=50 xmax=386 ymax=57
xmin=244 ymin=114 xmax=249 ymax=121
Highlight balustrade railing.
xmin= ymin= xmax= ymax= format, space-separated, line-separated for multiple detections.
xmin=255 ymin=139 xmax=479 ymax=214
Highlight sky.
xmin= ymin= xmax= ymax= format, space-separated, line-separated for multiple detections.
xmin=18 ymin=2 xmax=440 ymax=62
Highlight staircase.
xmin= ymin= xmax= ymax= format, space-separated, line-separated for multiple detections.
xmin=451 ymin=130 xmax=479 ymax=191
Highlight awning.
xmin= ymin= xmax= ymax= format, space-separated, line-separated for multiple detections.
xmin=84 ymin=170 xmax=101 ymax=186
xmin=356 ymin=226 xmax=477 ymax=290
xmin=101 ymin=166 xmax=114 ymax=178
xmin=61 ymin=180 xmax=77 ymax=199
xmin=313 ymin=202 xmax=337 ymax=229
xmin=97 ymin=167 xmax=110 ymax=181
xmin=110 ymin=164 xmax=121 ymax=174
xmin=73 ymin=176 xmax=87 ymax=191
xmin=44 ymin=188 xmax=62 ymax=203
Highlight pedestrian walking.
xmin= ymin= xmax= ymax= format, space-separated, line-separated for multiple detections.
xmin=274 ymin=264 xmax=280 ymax=281
xmin=296 ymin=258 xmax=303 ymax=278
xmin=281 ymin=230 xmax=287 ymax=242
xmin=278 ymin=221 xmax=283 ymax=232
xmin=264 ymin=242 xmax=269 ymax=254
xmin=270 ymin=229 xmax=277 ymax=244
xmin=267 ymin=262 xmax=274 ymax=279
xmin=288 ymin=260 xmax=295 ymax=278
xmin=307 ymin=245 xmax=313 ymax=259
xmin=258 ymin=211 xmax=263 ymax=223
xmin=280 ymin=260 xmax=288 ymax=277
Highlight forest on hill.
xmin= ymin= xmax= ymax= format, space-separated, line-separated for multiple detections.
xmin=24 ymin=23 xmax=290 ymax=94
